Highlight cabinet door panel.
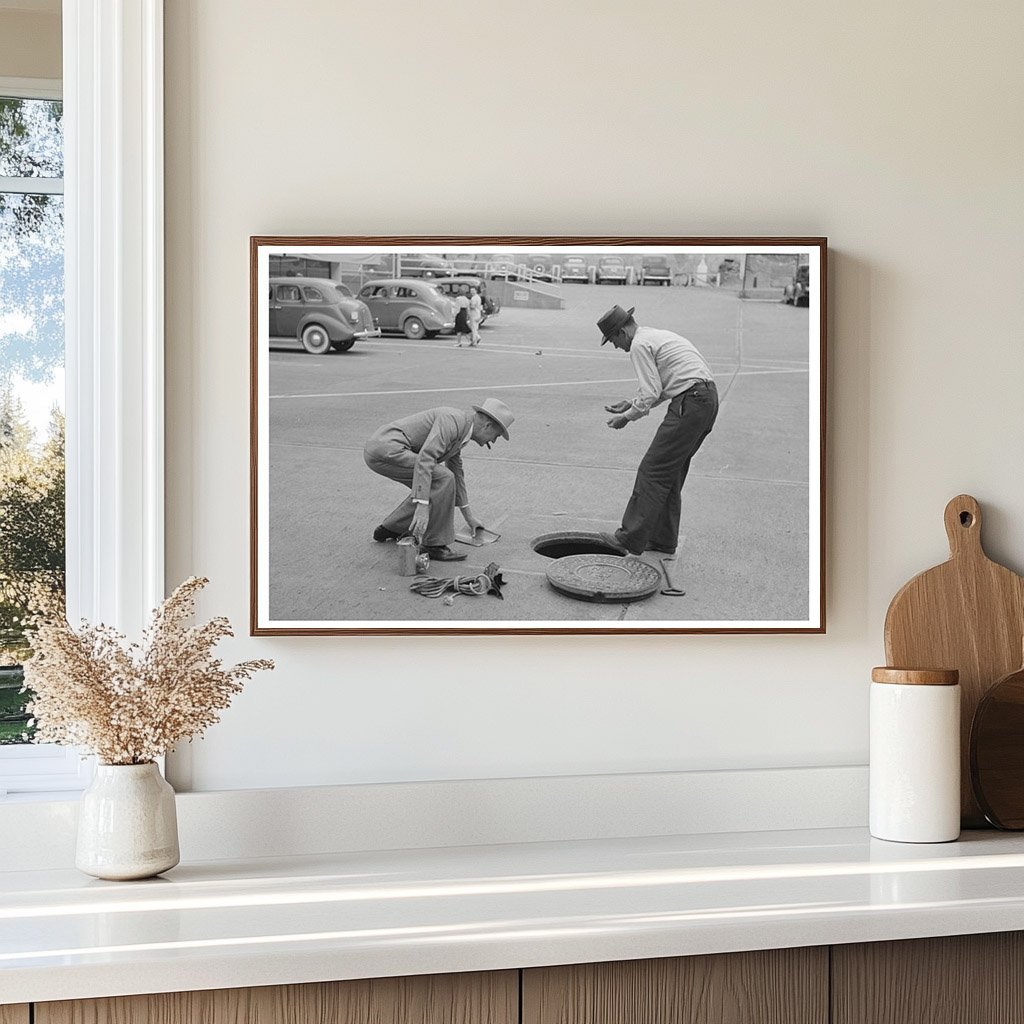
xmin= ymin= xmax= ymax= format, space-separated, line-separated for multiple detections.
xmin=37 ymin=971 xmax=517 ymax=1024
xmin=523 ymin=949 xmax=827 ymax=1024
xmin=0 ymin=1007 xmax=29 ymax=1024
xmin=833 ymin=933 xmax=1024 ymax=1024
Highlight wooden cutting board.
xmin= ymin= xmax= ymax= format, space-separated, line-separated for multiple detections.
xmin=884 ymin=494 xmax=1024 ymax=827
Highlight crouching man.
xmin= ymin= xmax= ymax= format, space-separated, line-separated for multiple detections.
xmin=363 ymin=398 xmax=514 ymax=562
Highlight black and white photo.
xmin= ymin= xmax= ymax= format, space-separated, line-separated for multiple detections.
xmin=251 ymin=238 xmax=826 ymax=634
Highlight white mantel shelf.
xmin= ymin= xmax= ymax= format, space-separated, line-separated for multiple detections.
xmin=5 ymin=826 xmax=1024 ymax=1004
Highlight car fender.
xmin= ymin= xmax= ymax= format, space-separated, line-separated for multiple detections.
xmin=297 ymin=311 xmax=348 ymax=341
xmin=400 ymin=304 xmax=443 ymax=330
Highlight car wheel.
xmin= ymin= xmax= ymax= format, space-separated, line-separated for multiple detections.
xmin=332 ymin=339 xmax=355 ymax=353
xmin=403 ymin=317 xmax=426 ymax=340
xmin=300 ymin=324 xmax=332 ymax=354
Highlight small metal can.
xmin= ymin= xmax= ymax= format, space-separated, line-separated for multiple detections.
xmin=397 ymin=536 xmax=420 ymax=576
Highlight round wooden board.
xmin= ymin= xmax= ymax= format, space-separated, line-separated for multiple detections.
xmin=970 ymin=664 xmax=1024 ymax=829
xmin=546 ymin=554 xmax=661 ymax=603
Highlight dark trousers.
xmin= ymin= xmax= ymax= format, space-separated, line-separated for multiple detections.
xmin=615 ymin=381 xmax=719 ymax=555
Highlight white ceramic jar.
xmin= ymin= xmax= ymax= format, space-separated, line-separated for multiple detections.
xmin=870 ymin=667 xmax=961 ymax=843
xmin=76 ymin=762 xmax=180 ymax=880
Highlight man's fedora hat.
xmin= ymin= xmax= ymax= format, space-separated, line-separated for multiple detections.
xmin=472 ymin=397 xmax=514 ymax=439
xmin=597 ymin=304 xmax=635 ymax=344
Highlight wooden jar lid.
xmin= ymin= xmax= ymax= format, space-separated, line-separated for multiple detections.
xmin=871 ymin=667 xmax=960 ymax=686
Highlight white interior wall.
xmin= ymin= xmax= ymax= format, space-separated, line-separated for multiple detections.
xmin=163 ymin=0 xmax=1024 ymax=791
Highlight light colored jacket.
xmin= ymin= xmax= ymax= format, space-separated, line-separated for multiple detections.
xmin=368 ymin=406 xmax=472 ymax=505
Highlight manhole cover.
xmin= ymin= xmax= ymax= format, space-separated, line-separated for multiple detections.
xmin=532 ymin=531 xmax=625 ymax=559
xmin=546 ymin=554 xmax=661 ymax=603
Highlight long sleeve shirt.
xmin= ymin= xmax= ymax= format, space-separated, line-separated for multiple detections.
xmin=625 ymin=327 xmax=714 ymax=421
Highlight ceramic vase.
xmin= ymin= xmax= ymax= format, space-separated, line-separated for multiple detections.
xmin=75 ymin=762 xmax=180 ymax=880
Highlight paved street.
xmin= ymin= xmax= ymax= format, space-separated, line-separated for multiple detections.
xmin=266 ymin=282 xmax=813 ymax=626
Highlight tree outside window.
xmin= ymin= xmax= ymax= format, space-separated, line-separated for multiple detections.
xmin=0 ymin=94 xmax=65 ymax=745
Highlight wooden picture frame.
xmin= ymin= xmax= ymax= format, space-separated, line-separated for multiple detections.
xmin=251 ymin=237 xmax=826 ymax=635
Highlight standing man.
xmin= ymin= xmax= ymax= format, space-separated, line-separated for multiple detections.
xmin=598 ymin=304 xmax=718 ymax=557
xmin=363 ymin=398 xmax=514 ymax=562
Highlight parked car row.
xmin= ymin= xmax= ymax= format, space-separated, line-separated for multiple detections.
xmin=354 ymin=253 xmax=682 ymax=286
xmin=482 ymin=254 xmax=679 ymax=285
xmin=269 ymin=275 xmax=501 ymax=352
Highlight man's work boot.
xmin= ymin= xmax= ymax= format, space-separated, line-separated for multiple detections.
xmin=373 ymin=525 xmax=401 ymax=542
xmin=598 ymin=531 xmax=630 ymax=555
xmin=423 ymin=545 xmax=467 ymax=562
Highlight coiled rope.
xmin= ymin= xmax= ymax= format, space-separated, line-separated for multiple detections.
xmin=409 ymin=571 xmax=495 ymax=599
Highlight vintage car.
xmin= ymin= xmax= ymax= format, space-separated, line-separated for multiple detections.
xmin=356 ymin=278 xmax=456 ymax=339
xmin=360 ymin=254 xmax=453 ymax=279
xmin=525 ymin=255 xmax=556 ymax=282
xmin=268 ymin=276 xmax=379 ymax=354
xmin=484 ymin=254 xmax=521 ymax=279
xmin=639 ymin=255 xmax=672 ymax=286
xmin=431 ymin=276 xmax=501 ymax=324
xmin=396 ymin=255 xmax=455 ymax=278
xmin=596 ymin=255 xmax=628 ymax=284
xmin=561 ymin=255 xmax=590 ymax=283
xmin=783 ymin=262 xmax=811 ymax=306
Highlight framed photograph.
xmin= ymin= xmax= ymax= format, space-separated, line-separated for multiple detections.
xmin=251 ymin=237 xmax=826 ymax=635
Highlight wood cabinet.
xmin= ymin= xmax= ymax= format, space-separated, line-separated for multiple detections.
xmin=35 ymin=972 xmax=517 ymax=1024
xmin=17 ymin=933 xmax=1024 ymax=1024
xmin=832 ymin=932 xmax=1024 ymax=1024
xmin=522 ymin=948 xmax=827 ymax=1024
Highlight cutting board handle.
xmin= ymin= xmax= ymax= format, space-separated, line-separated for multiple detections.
xmin=944 ymin=494 xmax=983 ymax=559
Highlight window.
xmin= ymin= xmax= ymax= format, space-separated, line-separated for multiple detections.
xmin=302 ymin=286 xmax=324 ymax=302
xmin=0 ymin=9 xmax=167 ymax=799
xmin=276 ymin=285 xmax=301 ymax=302
xmin=0 ymin=79 xmax=88 ymax=799
xmin=268 ymin=255 xmax=331 ymax=279
xmin=0 ymin=85 xmax=65 ymax=758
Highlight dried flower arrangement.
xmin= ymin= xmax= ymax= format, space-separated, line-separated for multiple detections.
xmin=23 ymin=577 xmax=273 ymax=765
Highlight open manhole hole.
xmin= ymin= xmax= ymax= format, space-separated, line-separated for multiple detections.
xmin=532 ymin=531 xmax=625 ymax=559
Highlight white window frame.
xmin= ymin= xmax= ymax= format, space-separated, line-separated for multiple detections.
xmin=0 ymin=0 xmax=164 ymax=799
